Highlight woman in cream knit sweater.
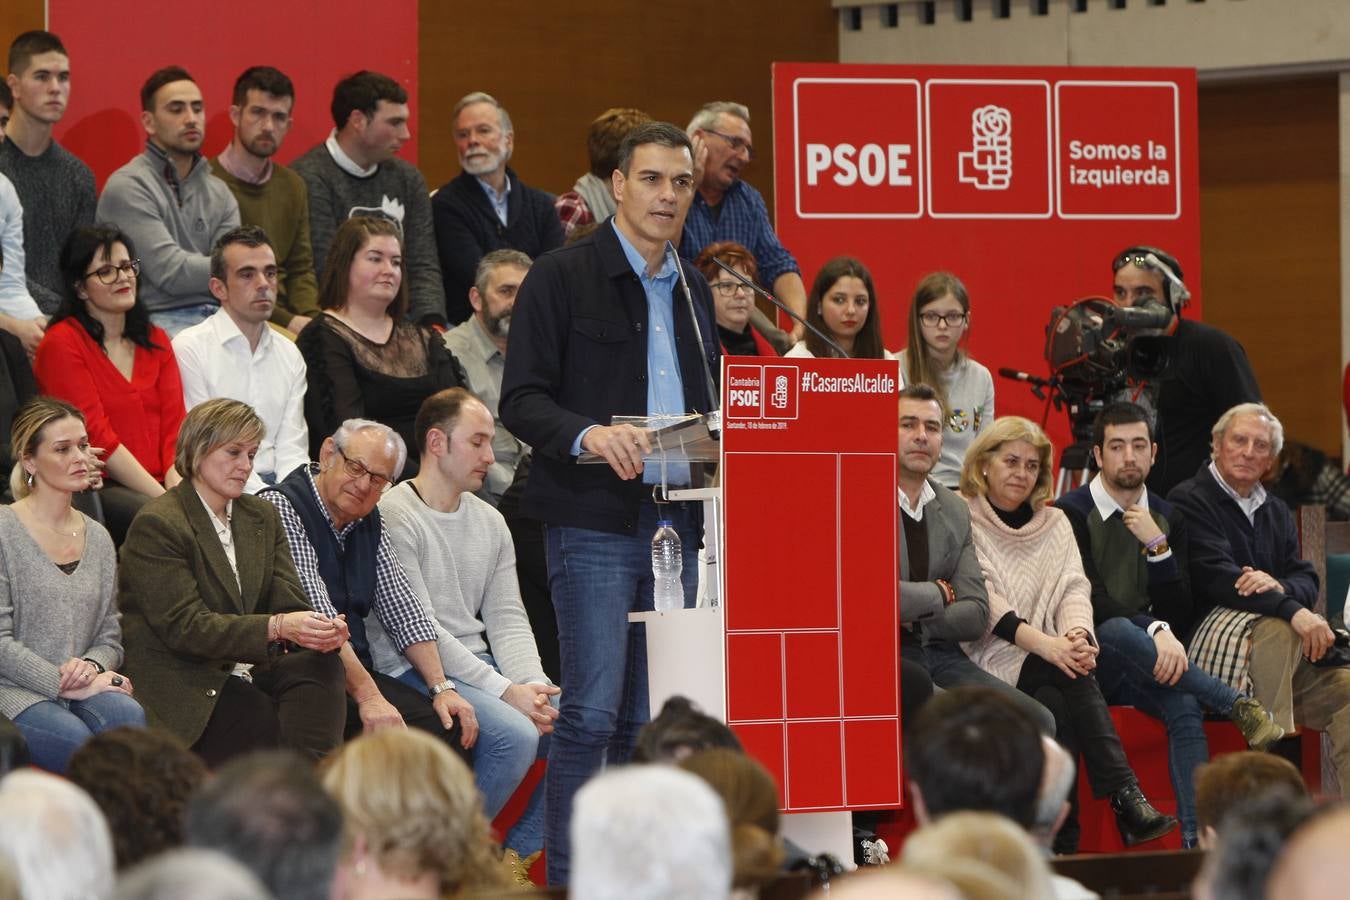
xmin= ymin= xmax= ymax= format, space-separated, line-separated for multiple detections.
xmin=959 ymin=416 xmax=1176 ymax=854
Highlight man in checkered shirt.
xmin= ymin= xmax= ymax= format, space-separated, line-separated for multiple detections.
xmin=261 ymin=418 xmax=477 ymax=758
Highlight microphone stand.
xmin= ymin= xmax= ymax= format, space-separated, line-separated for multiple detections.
xmin=665 ymin=242 xmax=721 ymax=439
xmin=710 ymin=257 xmax=850 ymax=359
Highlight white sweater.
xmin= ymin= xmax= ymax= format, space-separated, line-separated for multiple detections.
xmin=960 ymin=494 xmax=1094 ymax=686
xmin=366 ymin=482 xmax=548 ymax=696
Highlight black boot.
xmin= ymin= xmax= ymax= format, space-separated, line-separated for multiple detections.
xmin=1110 ymin=782 xmax=1177 ymax=847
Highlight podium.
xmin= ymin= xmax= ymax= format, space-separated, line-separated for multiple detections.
xmin=631 ymin=357 xmax=902 ymax=863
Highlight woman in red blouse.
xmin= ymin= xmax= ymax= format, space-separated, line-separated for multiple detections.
xmin=34 ymin=225 xmax=185 ymax=544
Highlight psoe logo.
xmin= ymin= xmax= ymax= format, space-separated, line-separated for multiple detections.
xmin=725 ymin=365 xmax=800 ymax=420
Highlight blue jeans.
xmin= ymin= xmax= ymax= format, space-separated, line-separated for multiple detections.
xmin=543 ymin=500 xmax=699 ymax=886
xmin=1095 ymin=616 xmax=1240 ymax=845
xmin=903 ymin=638 xmax=1057 ymax=736
xmin=13 ymin=692 xmax=146 ymax=774
xmin=149 ymin=302 xmax=217 ymax=337
xmin=397 ymin=653 xmax=550 ymax=855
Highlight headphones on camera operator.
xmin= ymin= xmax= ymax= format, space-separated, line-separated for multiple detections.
xmin=1111 ymin=244 xmax=1192 ymax=315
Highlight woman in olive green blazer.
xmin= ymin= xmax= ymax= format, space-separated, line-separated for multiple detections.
xmin=118 ymin=399 xmax=348 ymax=766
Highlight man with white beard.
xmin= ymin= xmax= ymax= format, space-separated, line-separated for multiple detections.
xmin=442 ymin=249 xmax=530 ymax=505
xmin=433 ymin=92 xmax=563 ymax=326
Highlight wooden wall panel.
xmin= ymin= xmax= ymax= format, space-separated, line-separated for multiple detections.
xmin=0 ymin=3 xmax=44 ymax=63
xmin=1198 ymin=77 xmax=1341 ymax=456
xmin=417 ymin=1 xmax=839 ymax=217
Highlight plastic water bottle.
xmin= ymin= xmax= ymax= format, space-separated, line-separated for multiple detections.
xmin=651 ymin=519 xmax=684 ymax=612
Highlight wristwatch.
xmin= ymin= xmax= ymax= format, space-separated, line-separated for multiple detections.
xmin=429 ymin=679 xmax=456 ymax=697
xmin=1146 ymin=621 xmax=1171 ymax=637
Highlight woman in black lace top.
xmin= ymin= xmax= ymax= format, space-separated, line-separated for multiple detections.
xmin=298 ymin=217 xmax=465 ymax=475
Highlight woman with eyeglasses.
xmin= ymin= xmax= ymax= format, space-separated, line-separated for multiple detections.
xmin=298 ymin=216 xmax=465 ymax=479
xmin=785 ymin=256 xmax=895 ymax=361
xmin=900 ymin=272 xmax=994 ymax=487
xmin=34 ymin=225 xmax=186 ymax=544
xmin=118 ymin=399 xmax=347 ymax=768
xmin=692 ymin=241 xmax=784 ymax=357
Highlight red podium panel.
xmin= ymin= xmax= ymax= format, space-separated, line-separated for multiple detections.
xmin=722 ymin=357 xmax=900 ymax=812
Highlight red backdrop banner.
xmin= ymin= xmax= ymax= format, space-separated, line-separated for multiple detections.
xmin=722 ymin=356 xmax=901 ymax=812
xmin=47 ymin=1 xmax=420 ymax=190
xmin=773 ymin=63 xmax=1200 ymax=453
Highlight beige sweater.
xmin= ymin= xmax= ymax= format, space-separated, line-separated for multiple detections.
xmin=961 ymin=494 xmax=1094 ymax=685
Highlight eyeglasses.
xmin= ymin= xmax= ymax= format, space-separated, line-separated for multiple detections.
xmin=709 ymin=280 xmax=752 ymax=298
xmin=1112 ymin=253 xmax=1155 ymax=272
xmin=335 ymin=447 xmax=393 ymax=492
xmin=919 ymin=311 xmax=968 ymax=328
xmin=704 ymin=129 xmax=755 ymax=160
xmin=84 ymin=260 xmax=140 ymax=285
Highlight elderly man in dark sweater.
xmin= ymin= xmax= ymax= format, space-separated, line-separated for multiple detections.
xmin=1169 ymin=402 xmax=1350 ymax=789
xmin=1057 ymin=402 xmax=1283 ymax=848
xmin=433 ymin=92 xmax=563 ymax=326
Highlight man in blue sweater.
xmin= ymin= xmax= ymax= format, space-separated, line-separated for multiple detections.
xmin=1169 ymin=402 xmax=1350 ymax=789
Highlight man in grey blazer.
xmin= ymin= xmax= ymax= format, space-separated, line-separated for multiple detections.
xmin=897 ymin=384 xmax=1054 ymax=735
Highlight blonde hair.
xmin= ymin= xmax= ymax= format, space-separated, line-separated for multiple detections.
xmin=902 ymin=812 xmax=1053 ymax=900
xmin=320 ymin=729 xmax=504 ymax=893
xmin=960 ymin=416 xmax=1055 ymax=509
xmin=9 ymin=396 xmax=85 ymax=500
xmin=678 ymin=749 xmax=784 ymax=888
xmin=175 ymin=399 xmax=266 ymax=481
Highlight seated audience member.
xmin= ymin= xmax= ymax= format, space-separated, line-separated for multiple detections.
xmin=97 ymin=66 xmax=240 ymax=336
xmin=0 ymin=172 xmax=46 ymax=356
xmin=370 ymin=387 xmax=558 ymax=869
xmin=186 ymin=750 xmax=343 ymax=900
xmin=678 ymin=748 xmax=785 ymax=895
xmin=906 ymin=686 xmax=1045 ymax=830
xmin=0 ymin=770 xmax=115 ymax=899
xmin=902 ymin=812 xmax=1055 ymax=900
xmin=555 ymin=107 xmax=651 ymax=238
xmin=0 ymin=298 xmax=36 ymax=502
xmin=897 ymin=385 xmax=1054 ymax=735
xmin=433 ymin=92 xmax=563 ymax=325
xmin=297 ymin=216 xmax=466 ymax=475
xmin=0 ymin=715 xmax=27 ymax=774
xmin=682 ymin=101 xmax=808 ymax=339
xmin=1266 ymin=437 xmax=1350 ymax=521
xmin=322 ymin=729 xmax=507 ymax=899
xmin=633 ymin=694 xmax=743 ymax=763
xmin=442 ymin=251 xmax=530 ymax=504
xmin=118 ymin=399 xmax=347 ymax=767
xmin=68 ymin=726 xmax=207 ymax=870
xmin=211 ymin=66 xmax=319 ymax=336
xmin=113 ymin=849 xmax=271 ymax=900
xmin=900 ymin=271 xmax=994 ymax=486
xmin=785 ymin=256 xmax=895 ymax=360
xmin=0 ymin=31 xmax=96 ymax=316
xmin=1194 ymin=750 xmax=1308 ymax=851
xmin=1056 ymin=402 xmax=1283 ymax=848
xmin=292 ymin=70 xmax=444 ymax=326
xmin=1 ymin=397 xmax=144 ymax=773
xmin=570 ymin=765 xmax=732 ymax=900
xmin=259 ymin=418 xmax=475 ymax=754
xmin=173 ymin=226 xmax=309 ymax=491
xmin=1192 ymin=787 xmax=1314 ymax=900
xmin=1170 ymin=402 xmax=1350 ymax=788
xmin=960 ymin=416 xmax=1176 ymax=852
xmin=1267 ymin=803 xmax=1350 ymax=900
xmin=34 ymin=224 xmax=185 ymax=544
xmin=693 ymin=241 xmax=791 ymax=357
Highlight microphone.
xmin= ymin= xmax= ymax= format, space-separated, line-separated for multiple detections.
xmin=710 ymin=257 xmax=850 ymax=359
xmin=665 ymin=241 xmax=721 ymax=436
xmin=998 ymin=367 xmax=1051 ymax=388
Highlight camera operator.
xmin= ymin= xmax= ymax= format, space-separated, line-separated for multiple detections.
xmin=1111 ymin=246 xmax=1261 ymax=495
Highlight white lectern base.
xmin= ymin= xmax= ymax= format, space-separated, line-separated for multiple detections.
xmin=629 ymin=606 xmax=856 ymax=870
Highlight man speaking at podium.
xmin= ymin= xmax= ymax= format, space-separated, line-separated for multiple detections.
xmin=501 ymin=120 xmax=720 ymax=886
